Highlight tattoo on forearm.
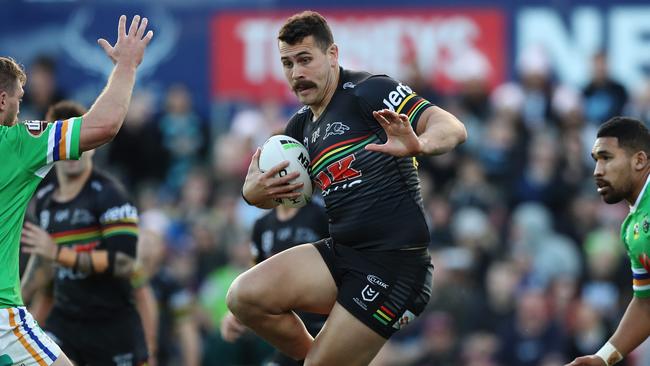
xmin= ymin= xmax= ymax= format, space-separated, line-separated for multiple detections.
xmin=114 ymin=252 xmax=135 ymax=278
xmin=76 ymin=252 xmax=94 ymax=274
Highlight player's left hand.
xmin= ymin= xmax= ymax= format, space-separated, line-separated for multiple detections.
xmin=365 ymin=109 xmax=423 ymax=157
xmin=565 ymin=355 xmax=607 ymax=366
xmin=21 ymin=222 xmax=58 ymax=261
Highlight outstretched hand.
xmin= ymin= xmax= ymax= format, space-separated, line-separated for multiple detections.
xmin=365 ymin=109 xmax=423 ymax=157
xmin=98 ymin=15 xmax=154 ymax=67
xmin=565 ymin=356 xmax=607 ymax=366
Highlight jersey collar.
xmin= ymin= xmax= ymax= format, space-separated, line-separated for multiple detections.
xmin=630 ymin=173 xmax=650 ymax=213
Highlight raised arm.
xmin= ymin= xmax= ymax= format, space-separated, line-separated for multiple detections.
xmin=79 ymin=15 xmax=153 ymax=152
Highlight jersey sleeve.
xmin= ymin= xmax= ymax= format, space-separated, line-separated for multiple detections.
xmin=621 ymin=218 xmax=650 ymax=298
xmin=284 ymin=111 xmax=306 ymax=142
xmin=96 ymin=180 xmax=139 ymax=258
xmin=8 ymin=118 xmax=82 ymax=176
xmin=355 ymin=76 xmax=434 ymax=133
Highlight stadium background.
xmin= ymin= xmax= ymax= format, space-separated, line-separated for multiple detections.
xmin=3 ymin=0 xmax=650 ymax=364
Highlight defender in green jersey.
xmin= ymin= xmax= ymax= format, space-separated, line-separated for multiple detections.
xmin=568 ymin=117 xmax=650 ymax=366
xmin=0 ymin=15 xmax=153 ymax=366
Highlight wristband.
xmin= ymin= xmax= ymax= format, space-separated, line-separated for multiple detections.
xmin=595 ymin=341 xmax=623 ymax=366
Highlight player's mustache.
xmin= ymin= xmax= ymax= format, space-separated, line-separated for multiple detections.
xmin=293 ymin=80 xmax=317 ymax=92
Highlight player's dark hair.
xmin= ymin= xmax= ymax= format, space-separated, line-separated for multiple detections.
xmin=597 ymin=116 xmax=650 ymax=155
xmin=278 ymin=11 xmax=334 ymax=52
xmin=0 ymin=56 xmax=26 ymax=95
xmin=45 ymin=100 xmax=87 ymax=121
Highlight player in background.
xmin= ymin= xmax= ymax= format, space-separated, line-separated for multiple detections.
xmin=221 ymin=200 xmax=329 ymax=366
xmin=20 ymin=100 xmax=156 ymax=366
xmin=0 ymin=15 xmax=153 ymax=366
xmin=136 ymin=224 xmax=201 ymax=366
xmin=229 ymin=11 xmax=466 ymax=366
xmin=568 ymin=117 xmax=650 ymax=366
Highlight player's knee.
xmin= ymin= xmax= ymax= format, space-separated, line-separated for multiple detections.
xmin=226 ymin=273 xmax=263 ymax=318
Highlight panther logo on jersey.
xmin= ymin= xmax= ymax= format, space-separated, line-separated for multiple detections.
xmin=323 ymin=122 xmax=350 ymax=140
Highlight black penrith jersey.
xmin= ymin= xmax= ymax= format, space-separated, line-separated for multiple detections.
xmin=251 ymin=201 xmax=329 ymax=336
xmin=285 ymin=68 xmax=433 ymax=250
xmin=34 ymin=170 xmax=139 ymax=319
xmin=251 ymin=201 xmax=329 ymax=263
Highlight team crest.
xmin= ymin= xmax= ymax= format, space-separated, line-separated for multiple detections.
xmin=24 ymin=120 xmax=48 ymax=137
xmin=643 ymin=218 xmax=649 ymax=234
xmin=324 ymin=122 xmax=350 ymax=140
xmin=640 ymin=253 xmax=650 ymax=273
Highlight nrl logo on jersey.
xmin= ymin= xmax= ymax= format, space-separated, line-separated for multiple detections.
xmin=24 ymin=120 xmax=48 ymax=137
xmin=324 ymin=122 xmax=350 ymax=140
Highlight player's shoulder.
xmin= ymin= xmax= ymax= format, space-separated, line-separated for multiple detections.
xmin=1 ymin=121 xmax=48 ymax=142
xmin=35 ymin=182 xmax=56 ymax=202
xmin=89 ymin=169 xmax=128 ymax=196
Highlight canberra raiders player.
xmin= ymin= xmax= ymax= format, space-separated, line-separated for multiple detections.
xmin=569 ymin=117 xmax=650 ymax=366
xmin=20 ymin=101 xmax=150 ymax=366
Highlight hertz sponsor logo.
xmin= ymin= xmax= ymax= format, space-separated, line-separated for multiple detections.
xmin=382 ymin=82 xmax=414 ymax=112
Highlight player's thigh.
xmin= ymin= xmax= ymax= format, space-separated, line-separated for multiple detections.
xmin=305 ymin=302 xmax=386 ymax=366
xmin=229 ymin=242 xmax=337 ymax=314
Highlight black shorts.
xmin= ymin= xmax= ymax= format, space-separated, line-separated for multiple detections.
xmin=314 ymin=238 xmax=433 ymax=339
xmin=45 ymin=307 xmax=148 ymax=366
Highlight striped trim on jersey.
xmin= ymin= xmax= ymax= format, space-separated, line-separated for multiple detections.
xmin=51 ymin=226 xmax=102 ymax=245
xmin=310 ymin=134 xmax=379 ymax=174
xmin=632 ymin=267 xmax=650 ymax=293
xmin=7 ymin=308 xmax=56 ymax=366
xmin=101 ymin=222 xmax=139 ymax=238
xmin=46 ymin=117 xmax=81 ymax=164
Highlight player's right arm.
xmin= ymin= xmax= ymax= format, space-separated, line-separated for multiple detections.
xmin=78 ymin=15 xmax=153 ymax=152
xmin=242 ymin=148 xmax=303 ymax=209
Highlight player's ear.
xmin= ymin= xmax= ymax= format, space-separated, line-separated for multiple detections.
xmin=328 ymin=43 xmax=338 ymax=68
xmin=634 ymin=150 xmax=649 ymax=171
xmin=0 ymin=91 xmax=6 ymax=111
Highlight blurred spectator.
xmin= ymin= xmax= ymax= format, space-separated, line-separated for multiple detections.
xmin=107 ymin=89 xmax=168 ymax=187
xmin=496 ymin=287 xmax=567 ymax=366
xmin=21 ymin=55 xmax=65 ymax=120
xmin=509 ymin=202 xmax=582 ymax=287
xmin=159 ymin=83 xmax=208 ymax=191
xmin=627 ymin=80 xmax=650 ymax=124
xmin=460 ymin=332 xmax=499 ymax=366
xmin=139 ymin=216 xmax=201 ymax=366
xmin=583 ymin=51 xmax=628 ymax=125
xmin=517 ymin=45 xmax=555 ymax=131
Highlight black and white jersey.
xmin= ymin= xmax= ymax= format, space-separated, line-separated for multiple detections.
xmin=285 ymin=67 xmax=434 ymax=250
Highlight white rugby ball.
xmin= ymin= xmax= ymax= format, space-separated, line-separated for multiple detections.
xmin=259 ymin=135 xmax=313 ymax=208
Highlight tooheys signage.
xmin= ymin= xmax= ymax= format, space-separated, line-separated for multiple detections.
xmin=211 ymin=9 xmax=506 ymax=100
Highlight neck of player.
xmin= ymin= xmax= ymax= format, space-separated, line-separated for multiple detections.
xmin=310 ymin=67 xmax=340 ymax=121
xmin=276 ymin=205 xmax=299 ymax=221
xmin=629 ymin=169 xmax=650 ymax=206
xmin=54 ymin=163 xmax=93 ymax=202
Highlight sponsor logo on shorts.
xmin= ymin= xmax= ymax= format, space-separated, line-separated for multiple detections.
xmin=367 ymin=275 xmax=389 ymax=289
xmin=392 ymin=309 xmax=416 ymax=330
xmin=361 ymin=285 xmax=379 ymax=302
